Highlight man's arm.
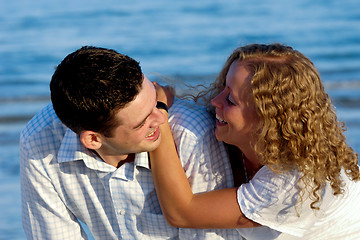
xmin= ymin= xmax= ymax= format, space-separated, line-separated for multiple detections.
xmin=20 ymin=140 xmax=87 ymax=239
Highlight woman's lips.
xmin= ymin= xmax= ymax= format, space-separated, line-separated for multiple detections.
xmin=216 ymin=114 xmax=227 ymax=125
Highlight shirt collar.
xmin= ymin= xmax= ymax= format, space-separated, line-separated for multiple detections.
xmin=57 ymin=129 xmax=110 ymax=171
xmin=134 ymin=151 xmax=150 ymax=169
xmin=57 ymin=129 xmax=91 ymax=163
xmin=111 ymin=151 xmax=150 ymax=180
xmin=57 ymin=128 xmax=150 ymax=173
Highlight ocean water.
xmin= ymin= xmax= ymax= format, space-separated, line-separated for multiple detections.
xmin=0 ymin=0 xmax=359 ymax=239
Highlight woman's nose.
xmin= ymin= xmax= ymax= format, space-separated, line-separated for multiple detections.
xmin=211 ymin=92 xmax=224 ymax=108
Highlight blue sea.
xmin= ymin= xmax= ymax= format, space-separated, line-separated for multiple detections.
xmin=0 ymin=0 xmax=359 ymax=239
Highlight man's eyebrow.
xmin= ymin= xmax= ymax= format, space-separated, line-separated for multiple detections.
xmin=133 ymin=84 xmax=157 ymax=129
xmin=133 ymin=111 xmax=151 ymax=129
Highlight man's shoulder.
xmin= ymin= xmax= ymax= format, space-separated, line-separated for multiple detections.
xmin=20 ymin=103 xmax=66 ymax=144
xmin=168 ymin=98 xmax=214 ymax=135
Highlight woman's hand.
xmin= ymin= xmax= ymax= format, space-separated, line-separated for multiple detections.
xmin=153 ymin=82 xmax=175 ymax=108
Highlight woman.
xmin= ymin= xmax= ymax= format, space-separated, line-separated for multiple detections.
xmin=151 ymin=43 xmax=360 ymax=239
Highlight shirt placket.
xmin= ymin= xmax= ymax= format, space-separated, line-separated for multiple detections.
xmin=109 ymin=161 xmax=148 ymax=239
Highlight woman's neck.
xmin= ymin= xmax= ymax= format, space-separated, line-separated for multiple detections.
xmin=241 ymin=151 xmax=262 ymax=182
xmin=227 ymin=145 xmax=262 ymax=185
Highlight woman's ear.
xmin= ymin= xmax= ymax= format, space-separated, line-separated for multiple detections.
xmin=80 ymin=131 xmax=102 ymax=150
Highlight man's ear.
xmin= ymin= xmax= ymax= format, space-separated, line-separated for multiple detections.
xmin=80 ymin=131 xmax=102 ymax=150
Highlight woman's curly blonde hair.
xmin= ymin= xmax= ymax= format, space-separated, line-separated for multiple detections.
xmin=195 ymin=43 xmax=359 ymax=210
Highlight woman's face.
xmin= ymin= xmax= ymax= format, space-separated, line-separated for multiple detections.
xmin=211 ymin=60 xmax=259 ymax=149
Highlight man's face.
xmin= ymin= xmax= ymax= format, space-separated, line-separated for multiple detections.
xmin=98 ymin=76 xmax=166 ymax=161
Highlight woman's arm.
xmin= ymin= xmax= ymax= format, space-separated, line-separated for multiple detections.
xmin=150 ymin=84 xmax=260 ymax=229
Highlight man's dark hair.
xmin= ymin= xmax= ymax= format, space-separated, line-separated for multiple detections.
xmin=50 ymin=46 xmax=143 ymax=137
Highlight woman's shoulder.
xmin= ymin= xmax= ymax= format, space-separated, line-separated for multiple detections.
xmin=252 ymin=166 xmax=300 ymax=187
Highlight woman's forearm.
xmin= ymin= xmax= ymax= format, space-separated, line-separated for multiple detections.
xmin=149 ymin=110 xmax=195 ymax=227
xmin=149 ymin=110 xmax=258 ymax=229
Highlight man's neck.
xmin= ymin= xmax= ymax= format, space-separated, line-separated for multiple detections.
xmin=116 ymin=154 xmax=135 ymax=168
xmin=92 ymin=150 xmax=135 ymax=168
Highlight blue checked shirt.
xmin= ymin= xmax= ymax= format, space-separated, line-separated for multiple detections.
xmin=20 ymin=98 xmax=242 ymax=239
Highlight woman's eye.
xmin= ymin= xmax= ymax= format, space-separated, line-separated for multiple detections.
xmin=226 ymin=95 xmax=235 ymax=105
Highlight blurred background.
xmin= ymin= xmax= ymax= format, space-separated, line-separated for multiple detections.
xmin=0 ymin=0 xmax=359 ymax=238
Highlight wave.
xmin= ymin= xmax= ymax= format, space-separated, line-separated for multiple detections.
xmin=0 ymin=95 xmax=50 ymax=103
xmin=324 ymin=80 xmax=360 ymax=89
xmin=0 ymin=115 xmax=35 ymax=124
xmin=0 ymin=75 xmax=358 ymax=126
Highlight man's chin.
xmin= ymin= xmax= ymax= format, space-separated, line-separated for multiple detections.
xmin=144 ymin=135 xmax=162 ymax=152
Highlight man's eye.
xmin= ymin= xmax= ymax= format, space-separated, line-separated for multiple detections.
xmin=135 ymin=119 xmax=147 ymax=129
xmin=226 ymin=95 xmax=235 ymax=105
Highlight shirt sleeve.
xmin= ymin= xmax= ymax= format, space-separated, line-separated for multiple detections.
xmin=168 ymin=99 xmax=233 ymax=193
xmin=172 ymin=125 xmax=231 ymax=193
xmin=20 ymin=137 xmax=87 ymax=240
xmin=237 ymin=167 xmax=315 ymax=237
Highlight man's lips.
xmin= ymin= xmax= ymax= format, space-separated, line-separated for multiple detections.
xmin=145 ymin=127 xmax=160 ymax=140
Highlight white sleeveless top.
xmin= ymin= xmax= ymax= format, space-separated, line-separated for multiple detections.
xmin=236 ymin=166 xmax=360 ymax=240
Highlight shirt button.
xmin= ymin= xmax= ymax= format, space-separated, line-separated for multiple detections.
xmin=119 ymin=210 xmax=126 ymax=215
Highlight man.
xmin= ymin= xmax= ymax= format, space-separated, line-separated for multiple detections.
xmin=20 ymin=46 xmax=239 ymax=239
